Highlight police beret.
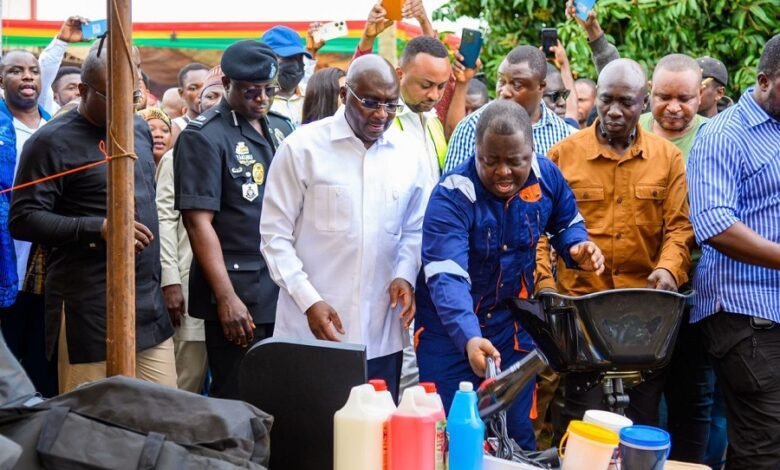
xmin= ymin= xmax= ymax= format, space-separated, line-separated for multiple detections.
xmin=221 ymin=40 xmax=278 ymax=83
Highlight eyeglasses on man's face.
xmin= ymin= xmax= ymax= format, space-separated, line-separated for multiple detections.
xmin=346 ymin=86 xmax=403 ymax=113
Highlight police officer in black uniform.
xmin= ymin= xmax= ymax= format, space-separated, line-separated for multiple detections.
xmin=173 ymin=40 xmax=294 ymax=399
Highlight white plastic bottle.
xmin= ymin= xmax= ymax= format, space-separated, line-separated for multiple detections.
xmin=369 ymin=379 xmax=396 ymax=411
xmin=334 ymin=382 xmax=396 ymax=470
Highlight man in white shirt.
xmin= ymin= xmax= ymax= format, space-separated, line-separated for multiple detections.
xmin=38 ymin=16 xmax=91 ymax=115
xmin=260 ymin=55 xmax=429 ymax=401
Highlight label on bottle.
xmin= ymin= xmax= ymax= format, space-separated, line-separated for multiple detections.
xmin=444 ymin=429 xmax=451 ymax=470
xmin=383 ymin=421 xmax=389 ymax=470
xmin=435 ymin=418 xmax=447 ymax=470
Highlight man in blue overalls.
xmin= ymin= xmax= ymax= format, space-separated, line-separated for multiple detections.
xmin=415 ymin=100 xmax=604 ymax=449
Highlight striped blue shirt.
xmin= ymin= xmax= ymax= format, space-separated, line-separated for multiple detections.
xmin=688 ymin=89 xmax=780 ymax=323
xmin=443 ymin=103 xmax=573 ymax=173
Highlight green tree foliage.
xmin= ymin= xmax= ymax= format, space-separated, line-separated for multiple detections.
xmin=434 ymin=0 xmax=779 ymax=97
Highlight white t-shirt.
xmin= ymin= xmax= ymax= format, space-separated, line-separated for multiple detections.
xmin=13 ymin=116 xmax=46 ymax=290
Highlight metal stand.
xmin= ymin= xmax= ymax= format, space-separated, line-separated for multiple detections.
xmin=601 ymin=371 xmax=643 ymax=415
xmin=603 ymin=377 xmax=630 ymax=415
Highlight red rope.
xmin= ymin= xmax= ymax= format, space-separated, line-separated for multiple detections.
xmin=0 ymin=140 xmax=136 ymax=195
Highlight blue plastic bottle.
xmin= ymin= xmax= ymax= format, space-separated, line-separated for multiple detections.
xmin=446 ymin=381 xmax=485 ymax=470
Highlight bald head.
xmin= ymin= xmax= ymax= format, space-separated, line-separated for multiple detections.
xmin=161 ymin=87 xmax=187 ymax=119
xmin=346 ymin=54 xmax=398 ymax=91
xmin=78 ymin=48 xmax=110 ymax=127
xmin=343 ymin=55 xmax=400 ymax=148
xmin=598 ymin=59 xmax=647 ymax=96
xmin=596 ymin=59 xmax=648 ymax=144
xmin=81 ymin=47 xmax=108 ymax=86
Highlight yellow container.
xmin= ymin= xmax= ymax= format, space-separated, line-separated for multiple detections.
xmin=559 ymin=420 xmax=619 ymax=470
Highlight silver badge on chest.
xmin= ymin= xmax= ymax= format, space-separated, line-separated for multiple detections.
xmin=242 ymin=182 xmax=259 ymax=202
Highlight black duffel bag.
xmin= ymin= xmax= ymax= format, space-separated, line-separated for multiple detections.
xmin=0 ymin=333 xmax=272 ymax=469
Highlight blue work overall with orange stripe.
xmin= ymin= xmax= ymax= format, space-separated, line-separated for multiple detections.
xmin=414 ymin=155 xmax=588 ymax=450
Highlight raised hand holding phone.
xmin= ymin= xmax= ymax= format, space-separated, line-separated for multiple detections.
xmin=81 ymin=19 xmax=107 ymax=40
xmin=574 ymin=0 xmax=597 ymax=21
xmin=458 ymin=28 xmax=483 ymax=69
xmin=312 ymin=21 xmax=349 ymax=44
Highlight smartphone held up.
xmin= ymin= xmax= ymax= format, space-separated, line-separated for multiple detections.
xmin=312 ymin=21 xmax=349 ymax=44
xmin=81 ymin=19 xmax=107 ymax=40
xmin=574 ymin=0 xmax=597 ymax=21
xmin=541 ymin=28 xmax=557 ymax=59
xmin=458 ymin=28 xmax=483 ymax=69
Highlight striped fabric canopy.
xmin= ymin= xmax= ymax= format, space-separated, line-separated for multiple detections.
xmin=1 ymin=19 xmax=426 ymax=54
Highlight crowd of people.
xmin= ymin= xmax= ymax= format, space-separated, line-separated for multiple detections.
xmin=0 ymin=1 xmax=778 ymax=469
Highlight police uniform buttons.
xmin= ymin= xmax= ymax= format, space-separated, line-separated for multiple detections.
xmin=233 ymin=263 xmax=239 ymax=269
xmin=500 ymin=283 xmax=504 ymax=288
xmin=486 ymin=313 xmax=493 ymax=319
xmin=502 ymin=244 xmax=508 ymax=252
xmin=245 ymin=172 xmax=251 ymax=177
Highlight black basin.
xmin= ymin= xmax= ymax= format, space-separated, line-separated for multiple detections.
xmin=506 ymin=289 xmax=689 ymax=373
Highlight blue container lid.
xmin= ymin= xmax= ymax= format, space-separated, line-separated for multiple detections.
xmin=619 ymin=425 xmax=670 ymax=448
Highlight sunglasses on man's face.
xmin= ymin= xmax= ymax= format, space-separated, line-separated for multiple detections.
xmin=543 ymin=89 xmax=571 ymax=102
xmin=346 ymin=86 xmax=404 ymax=113
xmin=242 ymin=84 xmax=280 ymax=101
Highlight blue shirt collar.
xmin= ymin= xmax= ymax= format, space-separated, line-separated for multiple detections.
xmin=739 ymin=88 xmax=776 ymax=128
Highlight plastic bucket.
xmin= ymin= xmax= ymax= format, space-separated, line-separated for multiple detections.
xmin=559 ymin=420 xmax=619 ymax=470
xmin=583 ymin=410 xmax=633 ymax=434
xmin=619 ymin=425 xmax=671 ymax=470
xmin=583 ymin=410 xmax=633 ymax=470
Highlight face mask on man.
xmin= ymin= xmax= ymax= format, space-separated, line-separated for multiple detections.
xmin=278 ymin=58 xmax=305 ymax=93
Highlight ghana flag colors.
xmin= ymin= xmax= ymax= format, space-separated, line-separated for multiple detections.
xmin=1 ymin=19 xmax=429 ymax=54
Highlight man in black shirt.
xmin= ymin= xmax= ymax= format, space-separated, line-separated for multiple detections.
xmin=174 ymin=40 xmax=293 ymax=399
xmin=9 ymin=45 xmax=175 ymax=393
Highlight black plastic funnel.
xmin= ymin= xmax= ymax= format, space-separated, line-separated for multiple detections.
xmin=506 ymin=289 xmax=689 ymax=373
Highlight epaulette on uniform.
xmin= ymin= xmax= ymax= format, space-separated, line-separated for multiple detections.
xmin=266 ymin=110 xmax=295 ymax=135
xmin=185 ymin=108 xmax=221 ymax=130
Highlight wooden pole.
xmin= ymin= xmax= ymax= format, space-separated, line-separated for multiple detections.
xmin=378 ymin=22 xmax=398 ymax=67
xmin=105 ymin=0 xmax=136 ymax=377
